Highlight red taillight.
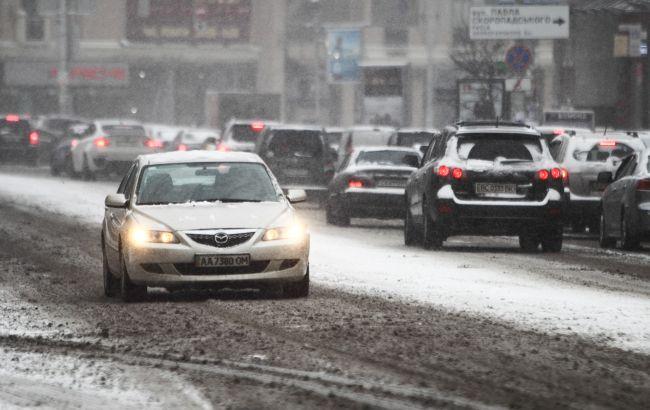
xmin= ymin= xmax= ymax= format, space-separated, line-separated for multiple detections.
xmin=637 ymin=179 xmax=650 ymax=191
xmin=70 ymin=138 xmax=79 ymax=148
xmin=28 ymin=131 xmax=39 ymax=146
xmin=553 ymin=129 xmax=565 ymax=136
xmin=599 ymin=140 xmax=617 ymax=147
xmin=561 ymin=168 xmax=569 ymax=183
xmin=93 ymin=137 xmax=109 ymax=148
xmin=177 ymin=143 xmax=188 ymax=151
xmin=250 ymin=121 xmax=265 ymax=132
xmin=550 ymin=167 xmax=562 ymax=180
xmin=348 ymin=179 xmax=365 ymax=188
xmin=538 ymin=169 xmax=550 ymax=181
xmin=144 ymin=138 xmax=163 ymax=149
xmin=451 ymin=168 xmax=463 ymax=180
xmin=437 ymin=165 xmax=450 ymax=177
xmin=217 ymin=143 xmax=229 ymax=152
xmin=5 ymin=114 xmax=20 ymax=122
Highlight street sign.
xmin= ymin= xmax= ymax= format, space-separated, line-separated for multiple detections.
xmin=470 ymin=6 xmax=569 ymax=40
xmin=505 ymin=45 xmax=533 ymax=73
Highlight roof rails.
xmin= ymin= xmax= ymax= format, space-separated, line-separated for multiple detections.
xmin=455 ymin=120 xmax=532 ymax=129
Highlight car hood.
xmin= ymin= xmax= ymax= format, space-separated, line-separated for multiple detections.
xmin=132 ymin=201 xmax=291 ymax=231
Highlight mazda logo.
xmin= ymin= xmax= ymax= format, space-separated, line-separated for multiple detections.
xmin=214 ymin=232 xmax=229 ymax=244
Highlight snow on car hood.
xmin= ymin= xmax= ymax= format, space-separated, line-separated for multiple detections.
xmin=132 ymin=201 xmax=291 ymax=231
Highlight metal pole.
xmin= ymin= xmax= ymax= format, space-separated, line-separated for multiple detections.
xmin=57 ymin=0 xmax=72 ymax=114
xmin=314 ymin=6 xmax=322 ymax=124
xmin=424 ymin=1 xmax=434 ymax=128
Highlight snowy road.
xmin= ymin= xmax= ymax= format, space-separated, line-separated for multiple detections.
xmin=0 ymin=166 xmax=649 ymax=408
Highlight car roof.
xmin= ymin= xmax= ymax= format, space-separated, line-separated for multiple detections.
xmin=265 ymin=124 xmax=323 ymax=132
xmin=95 ymin=119 xmax=143 ymax=126
xmin=138 ymin=150 xmax=263 ymax=166
xmin=346 ymin=125 xmax=396 ymax=132
xmin=455 ymin=126 xmax=540 ymax=136
xmin=354 ymin=146 xmax=421 ymax=154
xmin=397 ymin=127 xmax=439 ymax=134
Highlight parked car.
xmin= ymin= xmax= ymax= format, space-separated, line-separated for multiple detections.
xmin=599 ymin=149 xmax=650 ymax=249
xmin=388 ymin=128 xmax=439 ymax=153
xmin=101 ymin=150 xmax=309 ymax=301
xmin=548 ymin=131 xmax=646 ymax=233
xmin=0 ymin=114 xmax=41 ymax=165
xmin=336 ymin=126 xmax=396 ymax=167
xmin=70 ymin=119 xmax=163 ymax=179
xmin=404 ymin=121 xmax=565 ymax=251
xmin=170 ymin=127 xmax=221 ymax=152
xmin=256 ymin=124 xmax=335 ymax=189
xmin=50 ymin=121 xmax=94 ymax=176
xmin=220 ymin=119 xmax=278 ymax=152
xmin=326 ymin=147 xmax=421 ymax=225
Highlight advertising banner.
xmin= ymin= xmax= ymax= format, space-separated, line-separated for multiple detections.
xmin=326 ymin=28 xmax=361 ymax=83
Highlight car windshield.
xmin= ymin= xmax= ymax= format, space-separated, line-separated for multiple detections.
xmin=457 ymin=134 xmax=543 ymax=162
xmin=137 ymin=162 xmax=279 ymax=205
xmin=231 ymin=124 xmax=262 ymax=142
xmin=396 ymin=132 xmax=434 ymax=147
xmin=0 ymin=120 xmax=30 ymax=140
xmin=356 ymin=150 xmax=419 ymax=167
xmin=267 ymin=130 xmax=322 ymax=158
xmin=573 ymin=142 xmax=634 ymax=162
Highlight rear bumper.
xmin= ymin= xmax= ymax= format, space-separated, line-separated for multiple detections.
xmin=434 ymin=185 xmax=564 ymax=235
xmin=338 ymin=187 xmax=405 ymax=218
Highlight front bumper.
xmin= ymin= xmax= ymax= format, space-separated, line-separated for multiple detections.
xmin=124 ymin=231 xmax=309 ymax=287
xmin=339 ymin=187 xmax=405 ymax=219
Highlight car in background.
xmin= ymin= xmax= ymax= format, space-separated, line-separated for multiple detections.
xmin=220 ymin=119 xmax=278 ymax=152
xmin=548 ymin=131 xmax=645 ymax=233
xmin=101 ymin=151 xmax=309 ymax=301
xmin=599 ymin=148 xmax=650 ymax=250
xmin=324 ymin=127 xmax=344 ymax=152
xmin=256 ymin=124 xmax=335 ymax=190
xmin=34 ymin=115 xmax=87 ymax=158
xmin=388 ymin=128 xmax=438 ymax=153
xmin=71 ymin=119 xmax=163 ymax=179
xmin=50 ymin=121 xmax=94 ymax=176
xmin=170 ymin=127 xmax=222 ymax=152
xmin=535 ymin=126 xmax=591 ymax=146
xmin=326 ymin=147 xmax=421 ymax=225
xmin=336 ymin=126 xmax=396 ymax=167
xmin=0 ymin=114 xmax=41 ymax=165
xmin=405 ymin=121 xmax=565 ymax=251
xmin=144 ymin=123 xmax=185 ymax=150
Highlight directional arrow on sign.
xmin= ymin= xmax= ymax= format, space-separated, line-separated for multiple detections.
xmin=553 ymin=18 xmax=566 ymax=26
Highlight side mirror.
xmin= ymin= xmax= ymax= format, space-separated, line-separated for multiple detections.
xmin=419 ymin=145 xmax=429 ymax=155
xmin=597 ymin=171 xmax=613 ymax=184
xmin=105 ymin=193 xmax=128 ymax=208
xmin=286 ymin=189 xmax=307 ymax=204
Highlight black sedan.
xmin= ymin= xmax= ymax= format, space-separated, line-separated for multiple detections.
xmin=599 ymin=149 xmax=650 ymax=249
xmin=326 ymin=147 xmax=421 ymax=226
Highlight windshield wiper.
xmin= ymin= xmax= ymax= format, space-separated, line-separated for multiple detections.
xmin=203 ymin=198 xmax=263 ymax=203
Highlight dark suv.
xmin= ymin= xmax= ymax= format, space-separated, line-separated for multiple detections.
xmin=256 ymin=124 xmax=335 ymax=189
xmin=0 ymin=114 xmax=40 ymax=165
xmin=404 ymin=121 xmax=566 ymax=252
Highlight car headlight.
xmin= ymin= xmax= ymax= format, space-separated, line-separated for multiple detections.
xmin=129 ymin=228 xmax=179 ymax=246
xmin=263 ymin=221 xmax=306 ymax=241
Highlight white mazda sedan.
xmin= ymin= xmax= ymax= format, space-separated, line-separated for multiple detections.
xmin=101 ymin=151 xmax=309 ymax=302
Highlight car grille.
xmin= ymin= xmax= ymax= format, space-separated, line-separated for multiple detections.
xmin=186 ymin=230 xmax=255 ymax=248
xmin=174 ymin=261 xmax=270 ymax=275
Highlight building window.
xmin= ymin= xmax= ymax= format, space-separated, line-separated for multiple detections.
xmin=22 ymin=0 xmax=44 ymax=41
xmin=372 ymin=0 xmax=415 ymax=46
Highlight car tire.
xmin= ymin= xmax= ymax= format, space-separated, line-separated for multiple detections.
xmin=422 ymin=201 xmax=443 ymax=250
xmin=620 ymin=211 xmax=640 ymax=250
xmin=82 ymin=155 xmax=95 ymax=181
xmin=598 ymin=213 xmax=616 ymax=248
xmin=102 ymin=240 xmax=118 ymax=297
xmin=325 ymin=200 xmax=337 ymax=225
xmin=283 ymin=268 xmax=309 ymax=298
xmin=404 ymin=205 xmax=421 ymax=246
xmin=119 ymin=248 xmax=147 ymax=302
xmin=50 ymin=164 xmax=60 ymax=176
xmin=519 ymin=234 xmax=540 ymax=252
xmin=541 ymin=229 xmax=563 ymax=253
xmin=326 ymin=199 xmax=350 ymax=227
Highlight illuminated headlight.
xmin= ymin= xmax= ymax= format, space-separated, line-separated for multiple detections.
xmin=129 ymin=228 xmax=179 ymax=245
xmin=263 ymin=222 xmax=307 ymax=241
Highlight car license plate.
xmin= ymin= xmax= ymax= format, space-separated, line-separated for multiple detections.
xmin=377 ymin=179 xmax=405 ymax=188
xmin=285 ymin=168 xmax=309 ymax=177
xmin=195 ymin=254 xmax=250 ymax=268
xmin=475 ymin=183 xmax=517 ymax=195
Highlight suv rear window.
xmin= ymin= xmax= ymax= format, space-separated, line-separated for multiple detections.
xmin=0 ymin=120 xmax=30 ymax=142
xmin=351 ymin=130 xmax=393 ymax=146
xmin=102 ymin=125 xmax=145 ymax=136
xmin=357 ymin=150 xmax=419 ymax=167
xmin=231 ymin=124 xmax=262 ymax=142
xmin=268 ymin=130 xmax=323 ymax=158
xmin=396 ymin=132 xmax=434 ymax=147
xmin=573 ymin=142 xmax=634 ymax=162
xmin=457 ymin=134 xmax=543 ymax=162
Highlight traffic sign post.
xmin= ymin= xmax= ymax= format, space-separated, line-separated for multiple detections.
xmin=470 ymin=6 xmax=569 ymax=40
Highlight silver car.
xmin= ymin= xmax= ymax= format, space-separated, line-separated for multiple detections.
xmin=599 ymin=149 xmax=650 ymax=249
xmin=101 ymin=151 xmax=310 ymax=301
xmin=549 ymin=131 xmax=646 ymax=233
